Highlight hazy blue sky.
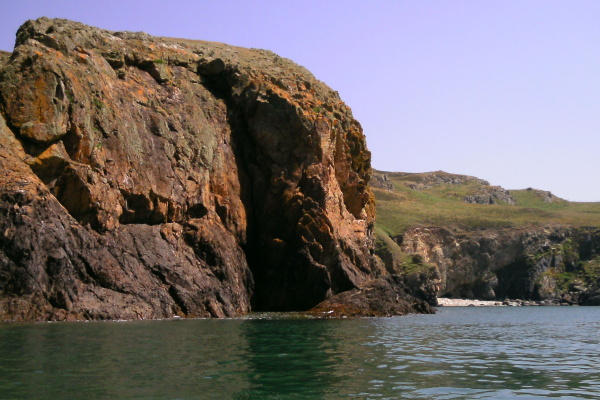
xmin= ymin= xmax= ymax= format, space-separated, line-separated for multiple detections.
xmin=1 ymin=1 xmax=599 ymax=201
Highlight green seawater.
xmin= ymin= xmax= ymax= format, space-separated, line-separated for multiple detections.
xmin=1 ymin=307 xmax=600 ymax=399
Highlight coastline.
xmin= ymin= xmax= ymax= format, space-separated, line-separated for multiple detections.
xmin=436 ymin=298 xmax=574 ymax=307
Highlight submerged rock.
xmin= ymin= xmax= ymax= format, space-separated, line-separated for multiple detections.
xmin=0 ymin=18 xmax=408 ymax=321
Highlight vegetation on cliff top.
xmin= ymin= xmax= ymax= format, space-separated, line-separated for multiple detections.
xmin=374 ymin=170 xmax=600 ymax=237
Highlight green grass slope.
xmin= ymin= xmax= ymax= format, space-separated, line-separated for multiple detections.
xmin=373 ymin=170 xmax=600 ymax=237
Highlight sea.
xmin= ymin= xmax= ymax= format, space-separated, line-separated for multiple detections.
xmin=1 ymin=306 xmax=599 ymax=399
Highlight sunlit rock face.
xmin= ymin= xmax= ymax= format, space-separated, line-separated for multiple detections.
xmin=0 ymin=18 xmax=389 ymax=321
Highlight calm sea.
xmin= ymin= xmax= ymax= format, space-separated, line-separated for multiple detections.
xmin=1 ymin=307 xmax=599 ymax=399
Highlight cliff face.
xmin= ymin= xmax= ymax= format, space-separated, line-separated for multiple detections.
xmin=397 ymin=226 xmax=600 ymax=304
xmin=0 ymin=18 xmax=392 ymax=321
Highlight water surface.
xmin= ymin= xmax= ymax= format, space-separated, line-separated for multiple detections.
xmin=1 ymin=307 xmax=599 ymax=399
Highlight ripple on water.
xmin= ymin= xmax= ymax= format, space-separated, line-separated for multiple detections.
xmin=1 ymin=307 xmax=600 ymax=399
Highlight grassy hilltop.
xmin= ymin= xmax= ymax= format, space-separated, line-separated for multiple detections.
xmin=373 ymin=170 xmax=600 ymax=238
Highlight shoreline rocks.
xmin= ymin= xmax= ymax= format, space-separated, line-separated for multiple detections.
xmin=436 ymin=297 xmax=576 ymax=307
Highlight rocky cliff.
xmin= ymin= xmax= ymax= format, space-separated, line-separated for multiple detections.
xmin=388 ymin=226 xmax=600 ymax=305
xmin=0 ymin=18 xmax=431 ymax=321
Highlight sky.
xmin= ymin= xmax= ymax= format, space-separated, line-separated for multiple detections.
xmin=1 ymin=1 xmax=599 ymax=201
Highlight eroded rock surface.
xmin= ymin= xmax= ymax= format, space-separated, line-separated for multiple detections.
xmin=463 ymin=186 xmax=515 ymax=205
xmin=0 ymin=18 xmax=389 ymax=321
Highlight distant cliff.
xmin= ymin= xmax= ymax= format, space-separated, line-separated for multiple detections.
xmin=0 ymin=18 xmax=432 ymax=321
xmin=398 ymin=226 xmax=600 ymax=305
xmin=373 ymin=170 xmax=600 ymax=305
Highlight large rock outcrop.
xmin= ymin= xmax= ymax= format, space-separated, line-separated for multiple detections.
xmin=0 ymin=18 xmax=403 ymax=321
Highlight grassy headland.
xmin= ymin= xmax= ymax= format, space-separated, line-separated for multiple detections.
xmin=373 ymin=170 xmax=600 ymax=302
xmin=373 ymin=170 xmax=600 ymax=238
